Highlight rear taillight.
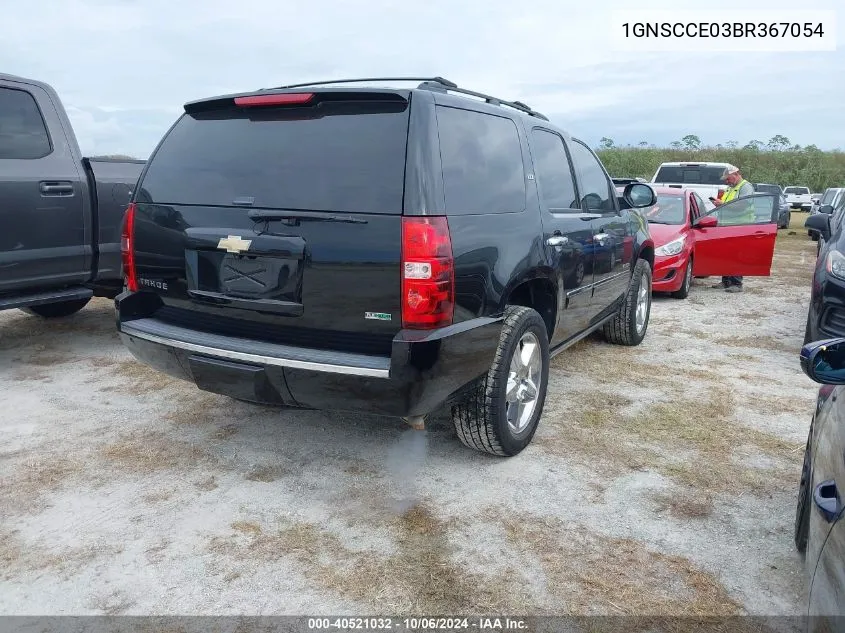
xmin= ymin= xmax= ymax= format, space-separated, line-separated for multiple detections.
xmin=121 ymin=202 xmax=138 ymax=292
xmin=401 ymin=216 xmax=454 ymax=329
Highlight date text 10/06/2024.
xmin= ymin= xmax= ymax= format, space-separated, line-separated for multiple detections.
xmin=308 ymin=617 xmax=527 ymax=630
xmin=621 ymin=21 xmax=825 ymax=38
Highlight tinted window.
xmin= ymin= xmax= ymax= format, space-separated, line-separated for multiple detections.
xmin=436 ymin=106 xmax=525 ymax=214
xmin=654 ymin=165 xmax=725 ymax=185
xmin=568 ymin=139 xmax=613 ymax=211
xmin=0 ymin=87 xmax=51 ymax=159
xmin=821 ymin=188 xmax=838 ymax=204
xmin=755 ymin=184 xmax=781 ymax=194
xmin=785 ymin=187 xmax=810 ymax=195
xmin=137 ymin=100 xmax=409 ymax=213
xmin=530 ymin=129 xmax=578 ymax=210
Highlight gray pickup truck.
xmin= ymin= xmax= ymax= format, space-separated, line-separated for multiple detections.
xmin=0 ymin=73 xmax=145 ymax=318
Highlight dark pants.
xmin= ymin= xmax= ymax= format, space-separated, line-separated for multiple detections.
xmin=722 ymin=275 xmax=743 ymax=287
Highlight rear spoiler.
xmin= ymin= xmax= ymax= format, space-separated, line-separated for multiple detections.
xmin=184 ymin=89 xmax=410 ymax=114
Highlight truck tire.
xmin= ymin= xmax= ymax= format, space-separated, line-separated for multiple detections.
xmin=451 ymin=305 xmax=549 ymax=457
xmin=602 ymin=258 xmax=651 ymax=346
xmin=22 ymin=297 xmax=91 ymax=319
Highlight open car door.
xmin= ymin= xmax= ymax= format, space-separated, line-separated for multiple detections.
xmin=690 ymin=193 xmax=779 ymax=277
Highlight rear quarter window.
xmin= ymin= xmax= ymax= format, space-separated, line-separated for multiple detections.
xmin=435 ymin=105 xmax=526 ymax=214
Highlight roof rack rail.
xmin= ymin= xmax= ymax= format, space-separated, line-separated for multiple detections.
xmin=267 ymin=76 xmax=458 ymax=90
xmin=261 ymin=76 xmax=548 ymax=121
xmin=416 ymin=81 xmax=548 ymax=121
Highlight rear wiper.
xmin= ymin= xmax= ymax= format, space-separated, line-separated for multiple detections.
xmin=247 ymin=210 xmax=368 ymax=224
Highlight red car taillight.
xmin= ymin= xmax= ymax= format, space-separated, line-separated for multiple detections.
xmin=401 ymin=216 xmax=454 ymax=329
xmin=121 ymin=202 xmax=138 ymax=292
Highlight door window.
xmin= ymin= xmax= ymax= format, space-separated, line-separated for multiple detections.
xmin=567 ymin=139 xmax=614 ymax=212
xmin=704 ymin=194 xmax=778 ymax=225
xmin=530 ymin=128 xmax=578 ymax=211
xmin=0 ymin=87 xmax=52 ymax=159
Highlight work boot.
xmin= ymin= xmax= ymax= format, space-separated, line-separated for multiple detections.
xmin=712 ymin=280 xmax=727 ymax=289
xmin=725 ymin=285 xmax=743 ymax=293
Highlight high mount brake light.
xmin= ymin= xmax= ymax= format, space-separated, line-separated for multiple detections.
xmin=121 ymin=203 xmax=138 ymax=292
xmin=234 ymin=93 xmax=315 ymax=107
xmin=401 ymin=216 xmax=454 ymax=329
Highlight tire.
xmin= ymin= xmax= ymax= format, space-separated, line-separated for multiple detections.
xmin=794 ymin=417 xmax=814 ymax=554
xmin=22 ymin=297 xmax=91 ymax=319
xmin=602 ymin=258 xmax=652 ymax=346
xmin=451 ymin=305 xmax=550 ymax=457
xmin=671 ymin=256 xmax=692 ymax=299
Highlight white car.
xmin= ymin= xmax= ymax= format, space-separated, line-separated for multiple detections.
xmin=784 ymin=186 xmax=813 ymax=210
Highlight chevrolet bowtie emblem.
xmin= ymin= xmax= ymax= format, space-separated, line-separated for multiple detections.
xmin=217 ymin=235 xmax=252 ymax=254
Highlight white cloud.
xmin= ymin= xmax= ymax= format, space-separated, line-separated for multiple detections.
xmin=1 ymin=0 xmax=842 ymax=155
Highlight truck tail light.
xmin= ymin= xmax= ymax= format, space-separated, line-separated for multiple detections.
xmin=121 ymin=203 xmax=138 ymax=292
xmin=401 ymin=216 xmax=454 ymax=329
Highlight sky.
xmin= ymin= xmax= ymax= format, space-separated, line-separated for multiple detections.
xmin=1 ymin=0 xmax=842 ymax=158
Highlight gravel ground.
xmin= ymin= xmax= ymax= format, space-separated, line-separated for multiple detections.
xmin=0 ymin=221 xmax=820 ymax=617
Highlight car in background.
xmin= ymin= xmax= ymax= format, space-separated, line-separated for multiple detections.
xmin=785 ymin=186 xmax=813 ymax=210
xmin=649 ymin=161 xmax=728 ymax=201
xmin=642 ymin=187 xmax=781 ymax=299
xmin=754 ymin=183 xmax=790 ymax=228
xmin=0 ymin=73 xmax=145 ymax=317
xmin=809 ymin=188 xmax=845 ymax=241
xmin=812 ymin=188 xmax=845 ymax=216
xmin=795 ymin=338 xmax=845 ymax=624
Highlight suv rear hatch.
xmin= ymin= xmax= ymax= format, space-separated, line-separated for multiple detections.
xmin=130 ymin=90 xmax=413 ymax=357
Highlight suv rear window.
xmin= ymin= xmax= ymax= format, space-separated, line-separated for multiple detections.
xmin=436 ymin=105 xmax=526 ymax=214
xmin=785 ymin=187 xmax=810 ymax=195
xmin=754 ymin=184 xmax=781 ymax=194
xmin=653 ymin=165 xmax=725 ymax=185
xmin=136 ymin=99 xmax=410 ymax=214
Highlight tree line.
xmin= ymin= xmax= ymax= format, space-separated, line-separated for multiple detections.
xmin=595 ymin=135 xmax=845 ymax=192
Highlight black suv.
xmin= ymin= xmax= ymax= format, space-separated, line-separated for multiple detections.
xmin=116 ymin=77 xmax=657 ymax=457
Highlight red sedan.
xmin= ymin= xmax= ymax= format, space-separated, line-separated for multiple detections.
xmin=641 ymin=186 xmax=780 ymax=299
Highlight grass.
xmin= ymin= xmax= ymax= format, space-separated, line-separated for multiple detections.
xmin=111 ymin=359 xmax=178 ymax=394
xmin=100 ymin=430 xmax=217 ymax=474
xmin=540 ymin=386 xmax=800 ymax=495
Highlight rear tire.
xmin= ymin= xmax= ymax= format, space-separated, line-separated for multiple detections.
xmin=602 ymin=258 xmax=652 ymax=346
xmin=22 ymin=297 xmax=91 ymax=319
xmin=671 ymin=257 xmax=692 ymax=299
xmin=451 ymin=305 xmax=550 ymax=457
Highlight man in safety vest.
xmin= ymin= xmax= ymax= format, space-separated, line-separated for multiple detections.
xmin=710 ymin=164 xmax=756 ymax=292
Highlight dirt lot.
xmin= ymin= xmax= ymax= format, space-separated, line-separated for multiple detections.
xmin=0 ymin=215 xmax=821 ymax=616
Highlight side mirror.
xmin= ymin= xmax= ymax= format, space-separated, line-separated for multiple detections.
xmin=694 ymin=215 xmax=718 ymax=229
xmin=806 ymin=213 xmax=831 ymax=240
xmin=624 ymin=183 xmax=656 ymax=208
xmin=821 ymin=204 xmax=835 ymax=214
xmin=801 ymin=338 xmax=845 ymax=384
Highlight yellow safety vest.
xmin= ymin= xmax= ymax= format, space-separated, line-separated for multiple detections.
xmin=719 ymin=179 xmax=756 ymax=225
xmin=721 ymin=179 xmax=750 ymax=203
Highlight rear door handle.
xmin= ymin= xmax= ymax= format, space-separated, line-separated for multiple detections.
xmin=39 ymin=181 xmax=75 ymax=196
xmin=813 ymin=479 xmax=842 ymax=523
